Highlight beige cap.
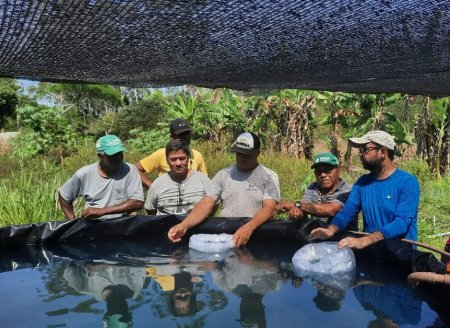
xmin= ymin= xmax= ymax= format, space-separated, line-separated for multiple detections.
xmin=349 ymin=130 xmax=396 ymax=150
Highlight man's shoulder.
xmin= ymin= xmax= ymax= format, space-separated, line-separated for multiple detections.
xmin=191 ymin=148 xmax=205 ymax=158
xmin=140 ymin=148 xmax=165 ymax=161
xmin=216 ymin=164 xmax=235 ymax=175
xmin=76 ymin=163 xmax=98 ymax=176
xmin=393 ymin=169 xmax=420 ymax=188
xmin=124 ymin=162 xmax=139 ymax=172
xmin=338 ymin=179 xmax=353 ymax=191
xmin=191 ymin=170 xmax=210 ymax=180
xmin=151 ymin=172 xmax=172 ymax=187
xmin=395 ymin=168 xmax=418 ymax=180
xmin=258 ymin=164 xmax=279 ymax=178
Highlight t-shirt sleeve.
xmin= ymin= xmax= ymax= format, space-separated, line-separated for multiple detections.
xmin=331 ymin=180 xmax=362 ymax=231
xmin=59 ymin=170 xmax=82 ymax=203
xmin=302 ymin=184 xmax=315 ymax=202
xmin=145 ymin=183 xmax=157 ymax=211
xmin=126 ymin=164 xmax=144 ymax=201
xmin=139 ymin=149 xmax=164 ymax=174
xmin=195 ymin=151 xmax=208 ymax=176
xmin=208 ymin=171 xmax=223 ymax=200
xmin=263 ymin=179 xmax=280 ymax=202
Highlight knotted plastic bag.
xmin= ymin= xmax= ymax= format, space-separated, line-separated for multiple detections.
xmin=189 ymin=233 xmax=234 ymax=253
xmin=292 ymin=242 xmax=356 ymax=289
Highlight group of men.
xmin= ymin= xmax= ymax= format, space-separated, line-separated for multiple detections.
xmin=59 ymin=118 xmax=420 ymax=250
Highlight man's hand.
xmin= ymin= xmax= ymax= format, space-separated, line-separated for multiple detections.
xmin=338 ymin=236 xmax=371 ymax=249
xmin=276 ymin=201 xmax=304 ymax=220
xmin=81 ymin=207 xmax=106 ymax=219
xmin=168 ymin=223 xmax=187 ymax=243
xmin=309 ymin=227 xmax=334 ymax=241
xmin=233 ymin=224 xmax=254 ymax=247
xmin=288 ymin=207 xmax=304 ymax=220
xmin=338 ymin=232 xmax=384 ymax=250
xmin=276 ymin=201 xmax=294 ymax=213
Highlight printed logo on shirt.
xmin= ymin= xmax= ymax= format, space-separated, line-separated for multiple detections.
xmin=386 ymin=195 xmax=392 ymax=199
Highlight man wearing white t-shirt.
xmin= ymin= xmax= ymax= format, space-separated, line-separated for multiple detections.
xmin=168 ymin=132 xmax=280 ymax=247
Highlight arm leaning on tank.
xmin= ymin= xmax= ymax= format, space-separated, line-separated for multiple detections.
xmin=59 ymin=192 xmax=77 ymax=221
xmin=309 ymin=184 xmax=361 ymax=244
xmin=81 ymin=199 xmax=144 ymax=219
xmin=233 ymin=198 xmax=278 ymax=247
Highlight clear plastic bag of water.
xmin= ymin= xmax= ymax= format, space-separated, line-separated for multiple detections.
xmin=189 ymin=233 xmax=234 ymax=253
xmin=292 ymin=242 xmax=356 ymax=275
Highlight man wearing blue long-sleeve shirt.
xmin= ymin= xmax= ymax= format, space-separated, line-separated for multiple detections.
xmin=310 ymin=130 xmax=419 ymax=250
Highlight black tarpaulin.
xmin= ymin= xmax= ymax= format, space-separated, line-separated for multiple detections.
xmin=1 ymin=0 xmax=450 ymax=95
xmin=0 ymin=215 xmax=307 ymax=273
xmin=0 ymin=215 xmax=308 ymax=251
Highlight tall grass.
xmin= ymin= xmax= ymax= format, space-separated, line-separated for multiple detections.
xmin=0 ymin=171 xmax=63 ymax=226
xmin=0 ymin=141 xmax=448 ymax=251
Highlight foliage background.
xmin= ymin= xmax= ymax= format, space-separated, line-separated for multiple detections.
xmin=0 ymin=79 xmax=448 ymax=251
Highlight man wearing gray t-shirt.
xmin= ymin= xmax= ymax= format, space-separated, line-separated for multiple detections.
xmin=145 ymin=140 xmax=217 ymax=215
xmin=168 ymin=132 xmax=280 ymax=247
xmin=59 ymin=135 xmax=144 ymax=220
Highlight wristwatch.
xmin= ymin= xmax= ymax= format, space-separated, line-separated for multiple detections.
xmin=295 ymin=201 xmax=302 ymax=209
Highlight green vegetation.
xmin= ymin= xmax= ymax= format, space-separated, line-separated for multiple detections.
xmin=0 ymin=79 xmax=448 ymax=252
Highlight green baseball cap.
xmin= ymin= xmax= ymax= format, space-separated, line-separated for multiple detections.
xmin=96 ymin=135 xmax=125 ymax=155
xmin=311 ymin=152 xmax=339 ymax=168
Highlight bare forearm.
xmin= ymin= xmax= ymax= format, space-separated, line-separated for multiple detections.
xmin=102 ymin=199 xmax=144 ymax=216
xmin=180 ymin=196 xmax=216 ymax=230
xmin=245 ymin=200 xmax=277 ymax=231
xmin=59 ymin=193 xmax=76 ymax=221
xmin=338 ymin=230 xmax=384 ymax=249
xmin=300 ymin=201 xmax=342 ymax=217
xmin=136 ymin=162 xmax=153 ymax=189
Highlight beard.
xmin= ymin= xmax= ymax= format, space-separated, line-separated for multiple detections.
xmin=361 ymin=159 xmax=381 ymax=172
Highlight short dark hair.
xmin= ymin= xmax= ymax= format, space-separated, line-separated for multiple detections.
xmin=165 ymin=139 xmax=190 ymax=158
xmin=374 ymin=142 xmax=395 ymax=160
xmin=387 ymin=148 xmax=395 ymax=160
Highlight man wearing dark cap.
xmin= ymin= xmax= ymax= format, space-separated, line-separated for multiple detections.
xmin=168 ymin=132 xmax=280 ymax=247
xmin=310 ymin=130 xmax=420 ymax=250
xmin=276 ymin=152 xmax=357 ymax=231
xmin=59 ymin=135 xmax=144 ymax=220
xmin=135 ymin=118 xmax=208 ymax=188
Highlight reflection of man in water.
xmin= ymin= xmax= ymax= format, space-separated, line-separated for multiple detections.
xmin=352 ymin=261 xmax=421 ymax=327
xmin=312 ymin=282 xmax=344 ymax=312
xmin=102 ymin=285 xmax=134 ymax=327
xmin=63 ymin=261 xmax=146 ymax=327
xmin=169 ymin=271 xmax=203 ymax=316
xmin=145 ymin=254 xmax=210 ymax=317
xmin=212 ymin=249 xmax=282 ymax=328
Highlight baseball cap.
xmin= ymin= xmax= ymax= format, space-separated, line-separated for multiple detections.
xmin=96 ymin=135 xmax=125 ymax=155
xmin=170 ymin=118 xmax=192 ymax=135
xmin=230 ymin=132 xmax=261 ymax=154
xmin=349 ymin=130 xmax=396 ymax=150
xmin=311 ymin=152 xmax=339 ymax=168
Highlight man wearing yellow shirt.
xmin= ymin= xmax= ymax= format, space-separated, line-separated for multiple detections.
xmin=135 ymin=118 xmax=208 ymax=188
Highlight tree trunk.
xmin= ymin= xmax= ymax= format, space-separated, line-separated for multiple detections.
xmin=281 ymin=96 xmax=315 ymax=160
xmin=415 ymin=96 xmax=436 ymax=171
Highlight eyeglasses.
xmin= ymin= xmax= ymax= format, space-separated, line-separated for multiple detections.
xmin=358 ymin=146 xmax=380 ymax=155
xmin=314 ymin=167 xmax=336 ymax=175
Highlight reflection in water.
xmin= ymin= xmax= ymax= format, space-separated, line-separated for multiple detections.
xmin=0 ymin=242 xmax=446 ymax=327
xmin=312 ymin=281 xmax=344 ymax=312
xmin=352 ymin=260 xmax=422 ymax=328
xmin=212 ymin=248 xmax=283 ymax=328
xmin=63 ymin=262 xmax=146 ymax=327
